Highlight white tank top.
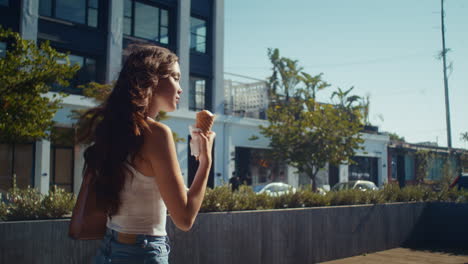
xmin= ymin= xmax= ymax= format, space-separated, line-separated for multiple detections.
xmin=107 ymin=164 xmax=167 ymax=236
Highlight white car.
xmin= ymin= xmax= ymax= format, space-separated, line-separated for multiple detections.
xmin=331 ymin=180 xmax=378 ymax=192
xmin=257 ymin=182 xmax=297 ymax=197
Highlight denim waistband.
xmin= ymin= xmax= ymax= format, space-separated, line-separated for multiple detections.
xmin=106 ymin=228 xmax=169 ymax=244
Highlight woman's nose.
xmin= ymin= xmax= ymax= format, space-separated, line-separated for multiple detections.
xmin=178 ymin=89 xmax=183 ymax=94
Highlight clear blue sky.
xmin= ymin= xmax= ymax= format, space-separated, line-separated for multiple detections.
xmin=224 ymin=0 xmax=468 ymax=149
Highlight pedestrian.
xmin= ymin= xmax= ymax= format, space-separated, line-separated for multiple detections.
xmin=229 ymin=172 xmax=240 ymax=191
xmin=77 ymin=43 xmax=215 ymax=264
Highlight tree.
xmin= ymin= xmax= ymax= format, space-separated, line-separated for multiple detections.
xmin=267 ymin=48 xmax=302 ymax=103
xmin=461 ymin=132 xmax=468 ymax=143
xmin=388 ymin=132 xmax=405 ymax=142
xmin=0 ymin=27 xmax=78 ymax=143
xmin=0 ymin=27 xmax=79 ymax=180
xmin=260 ymin=49 xmax=364 ymax=191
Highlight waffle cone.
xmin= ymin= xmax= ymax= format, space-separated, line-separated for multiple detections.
xmin=196 ymin=110 xmax=215 ymax=134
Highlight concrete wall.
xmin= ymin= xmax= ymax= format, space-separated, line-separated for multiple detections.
xmin=404 ymin=202 xmax=468 ymax=248
xmin=3 ymin=202 xmax=464 ymax=264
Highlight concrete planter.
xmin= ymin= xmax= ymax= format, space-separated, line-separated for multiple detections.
xmin=1 ymin=202 xmax=466 ymax=264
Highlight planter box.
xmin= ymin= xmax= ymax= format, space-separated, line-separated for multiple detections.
xmin=1 ymin=202 xmax=466 ymax=264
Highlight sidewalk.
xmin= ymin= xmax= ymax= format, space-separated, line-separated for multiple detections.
xmin=321 ymin=248 xmax=468 ymax=264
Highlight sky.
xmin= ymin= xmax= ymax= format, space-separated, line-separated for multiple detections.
xmin=224 ymin=0 xmax=468 ymax=149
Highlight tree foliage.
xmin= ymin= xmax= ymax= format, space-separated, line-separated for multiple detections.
xmin=461 ymin=132 xmax=468 ymax=143
xmin=388 ymin=132 xmax=405 ymax=142
xmin=260 ymin=48 xmax=365 ymax=191
xmin=0 ymin=27 xmax=79 ymax=143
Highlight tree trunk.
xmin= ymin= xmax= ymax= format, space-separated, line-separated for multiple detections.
xmin=306 ymin=166 xmax=319 ymax=192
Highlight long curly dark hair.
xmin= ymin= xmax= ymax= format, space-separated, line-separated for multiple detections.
xmin=77 ymin=44 xmax=179 ymax=216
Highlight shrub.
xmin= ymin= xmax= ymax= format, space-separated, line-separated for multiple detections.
xmin=6 ymin=185 xmax=44 ymax=220
xmin=0 ymin=201 xmax=7 ymax=221
xmin=199 ymin=183 xmax=467 ymax=213
xmin=41 ymin=186 xmax=76 ymax=219
xmin=1 ymin=178 xmax=76 ymax=221
xmin=301 ymin=190 xmax=330 ymax=207
xmin=201 ymin=185 xmax=235 ymax=212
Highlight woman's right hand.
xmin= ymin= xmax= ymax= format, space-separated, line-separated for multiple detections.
xmin=197 ymin=131 xmax=216 ymax=164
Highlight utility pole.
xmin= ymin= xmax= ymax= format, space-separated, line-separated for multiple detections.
xmin=440 ymin=0 xmax=452 ymax=148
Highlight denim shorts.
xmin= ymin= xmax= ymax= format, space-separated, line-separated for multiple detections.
xmin=94 ymin=228 xmax=170 ymax=264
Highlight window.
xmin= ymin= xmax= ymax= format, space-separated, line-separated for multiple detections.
xmin=124 ymin=0 xmax=169 ymax=44
xmin=349 ymin=156 xmax=378 ymax=184
xmin=0 ymin=143 xmax=34 ymax=192
xmin=0 ymin=42 xmax=6 ymax=58
xmin=190 ymin=17 xmax=206 ymax=53
xmin=404 ymin=155 xmax=415 ymax=181
xmin=50 ymin=127 xmax=74 ymax=192
xmin=53 ymin=52 xmax=97 ymax=94
xmin=0 ymin=0 xmax=8 ymax=6
xmin=39 ymin=0 xmax=99 ymax=27
xmin=189 ymin=76 xmax=206 ymax=111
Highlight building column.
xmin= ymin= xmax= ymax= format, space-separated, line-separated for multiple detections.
xmin=176 ymin=0 xmax=190 ymax=111
xmin=339 ymin=164 xmax=349 ymax=183
xmin=381 ymin=150 xmax=389 ymax=185
xmin=34 ymin=140 xmax=50 ymax=194
xmin=212 ymin=0 xmax=225 ymax=114
xmin=287 ymin=166 xmax=299 ymax=188
xmin=20 ymin=0 xmax=39 ymax=41
xmin=213 ymin=122 xmax=224 ymax=186
xmin=105 ymin=0 xmax=124 ymax=83
xmin=176 ymin=141 xmax=189 ymax=186
xmin=225 ymin=122 xmax=235 ymax=185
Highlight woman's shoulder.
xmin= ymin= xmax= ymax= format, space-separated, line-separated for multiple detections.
xmin=145 ymin=119 xmax=173 ymax=140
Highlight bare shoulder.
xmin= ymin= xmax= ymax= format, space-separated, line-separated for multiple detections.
xmin=143 ymin=120 xmax=175 ymax=153
xmin=146 ymin=119 xmax=172 ymax=137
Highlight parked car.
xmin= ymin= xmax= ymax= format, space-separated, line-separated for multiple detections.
xmin=331 ymin=180 xmax=378 ymax=192
xmin=256 ymin=182 xmax=296 ymax=196
xmin=450 ymin=173 xmax=468 ymax=190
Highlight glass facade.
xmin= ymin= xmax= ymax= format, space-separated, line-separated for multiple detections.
xmin=39 ymin=0 xmax=98 ymax=27
xmin=0 ymin=143 xmax=34 ymax=192
xmin=54 ymin=53 xmax=96 ymax=94
xmin=124 ymin=0 xmax=169 ymax=44
xmin=190 ymin=17 xmax=206 ymax=53
xmin=0 ymin=42 xmax=6 ymax=58
xmin=349 ymin=156 xmax=379 ymax=184
xmin=49 ymin=127 xmax=75 ymax=193
xmin=189 ymin=76 xmax=206 ymax=111
xmin=235 ymin=147 xmax=288 ymax=190
xmin=404 ymin=155 xmax=415 ymax=180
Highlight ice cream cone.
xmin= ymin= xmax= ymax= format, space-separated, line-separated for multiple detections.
xmin=195 ymin=110 xmax=215 ymax=134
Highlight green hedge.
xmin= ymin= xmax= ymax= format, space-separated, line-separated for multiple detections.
xmin=200 ymin=184 xmax=468 ymax=213
xmin=0 ymin=185 xmax=76 ymax=221
xmin=1 ymin=183 xmax=467 ymax=221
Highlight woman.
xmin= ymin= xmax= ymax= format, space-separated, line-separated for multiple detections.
xmin=78 ymin=44 xmax=215 ymax=264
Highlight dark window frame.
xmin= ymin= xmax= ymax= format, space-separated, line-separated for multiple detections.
xmin=124 ymin=0 xmax=171 ymax=45
xmin=190 ymin=15 xmax=208 ymax=54
xmin=50 ymin=145 xmax=74 ymax=193
xmin=0 ymin=41 xmax=7 ymax=58
xmin=50 ymin=47 xmax=99 ymax=95
xmin=39 ymin=0 xmax=99 ymax=28
xmin=0 ymin=142 xmax=35 ymax=191
xmin=189 ymin=75 xmax=209 ymax=112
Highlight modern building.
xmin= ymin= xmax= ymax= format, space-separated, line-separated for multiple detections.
xmin=387 ymin=141 xmax=468 ymax=187
xmin=0 ymin=0 xmax=396 ymax=195
xmin=0 ymin=0 xmax=224 ymax=194
xmin=224 ymin=72 xmax=268 ymax=119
